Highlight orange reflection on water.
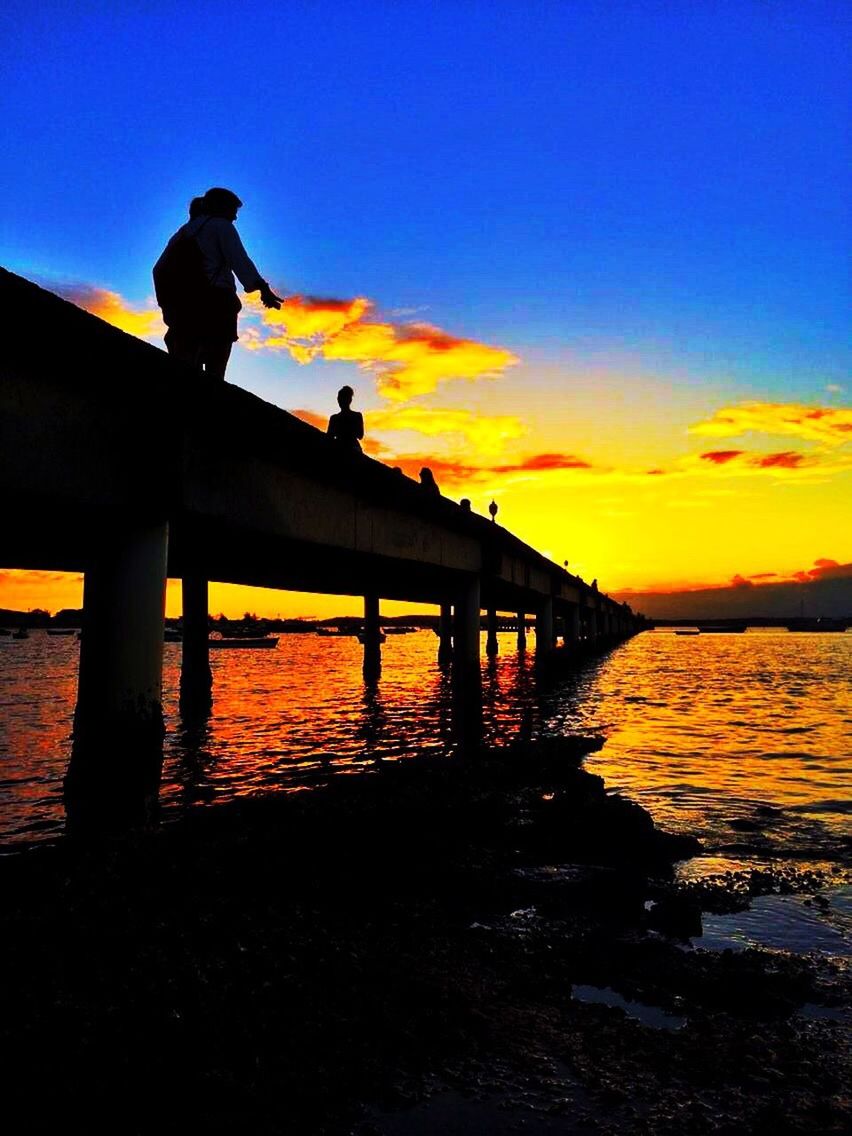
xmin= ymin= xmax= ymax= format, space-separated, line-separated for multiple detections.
xmin=576 ymin=631 xmax=852 ymax=850
xmin=1 ymin=629 xmax=849 ymax=858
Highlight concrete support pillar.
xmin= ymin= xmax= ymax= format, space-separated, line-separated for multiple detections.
xmin=437 ymin=602 xmax=453 ymax=664
xmin=517 ymin=611 xmax=527 ymax=652
xmin=65 ymin=519 xmax=169 ymax=832
xmin=567 ymin=604 xmax=581 ymax=643
xmin=363 ymin=593 xmax=382 ymax=681
xmin=180 ymin=574 xmax=212 ymax=718
xmin=453 ymin=576 xmax=481 ymax=672
xmin=588 ymin=605 xmax=599 ymax=640
xmin=536 ymin=597 xmax=554 ymax=656
xmin=486 ymin=607 xmax=499 ymax=656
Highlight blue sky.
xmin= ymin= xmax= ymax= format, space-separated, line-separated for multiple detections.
xmin=3 ymin=2 xmax=847 ymax=373
xmin=2 ymin=0 xmax=850 ymax=613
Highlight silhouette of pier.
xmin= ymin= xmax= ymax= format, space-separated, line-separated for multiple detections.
xmin=1 ymin=268 xmax=644 ymax=828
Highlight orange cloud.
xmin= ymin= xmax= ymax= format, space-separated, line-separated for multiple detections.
xmin=386 ymin=451 xmax=595 ymax=489
xmin=794 ymin=559 xmax=851 ymax=582
xmin=368 ymin=406 xmax=525 ymax=454
xmin=753 ymin=451 xmax=806 ymax=469
xmin=54 ymin=284 xmax=163 ymax=339
xmin=691 ymin=447 xmax=852 ymax=478
xmin=701 ymin=450 xmax=744 ymax=464
xmin=245 ymin=295 xmax=519 ymax=401
xmin=729 ymin=574 xmax=754 ymax=588
xmin=494 ymin=453 xmax=592 ymax=473
xmin=616 ymin=559 xmax=852 ymax=596
xmin=291 ymin=408 xmax=327 ymax=431
xmin=45 ymin=281 xmax=518 ymax=404
xmin=690 ymin=402 xmax=852 ymax=446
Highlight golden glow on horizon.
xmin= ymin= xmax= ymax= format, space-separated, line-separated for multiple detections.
xmin=3 ymin=556 xmax=848 ymax=621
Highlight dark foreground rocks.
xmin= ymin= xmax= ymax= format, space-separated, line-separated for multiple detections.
xmin=1 ymin=741 xmax=849 ymax=1135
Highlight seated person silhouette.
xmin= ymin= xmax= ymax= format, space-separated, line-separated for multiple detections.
xmin=419 ymin=467 xmax=440 ymax=496
xmin=327 ymin=386 xmax=364 ymax=454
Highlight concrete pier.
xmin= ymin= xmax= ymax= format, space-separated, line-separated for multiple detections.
xmin=0 ymin=265 xmax=648 ymax=824
xmin=588 ymin=605 xmax=599 ymax=642
xmin=437 ymin=602 xmax=453 ymax=665
xmin=567 ymin=603 xmax=581 ymax=644
xmin=180 ymin=574 xmax=212 ymax=718
xmin=454 ymin=577 xmax=481 ymax=673
xmin=363 ymin=593 xmax=382 ymax=681
xmin=65 ymin=519 xmax=169 ymax=830
xmin=536 ymin=597 xmax=554 ymax=656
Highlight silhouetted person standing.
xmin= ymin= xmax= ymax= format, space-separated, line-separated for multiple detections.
xmin=327 ymin=385 xmax=364 ymax=454
xmin=154 ymin=187 xmax=282 ymax=381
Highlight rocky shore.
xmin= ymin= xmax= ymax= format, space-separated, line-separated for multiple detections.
xmin=2 ymin=739 xmax=849 ymax=1134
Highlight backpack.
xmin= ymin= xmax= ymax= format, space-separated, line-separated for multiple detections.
xmin=153 ymin=217 xmax=214 ymax=327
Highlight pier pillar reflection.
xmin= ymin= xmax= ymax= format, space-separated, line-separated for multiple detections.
xmin=437 ymin=601 xmax=453 ymax=665
xmin=517 ymin=611 xmax=527 ymax=652
xmin=451 ymin=577 xmax=483 ymax=752
xmin=362 ymin=593 xmax=382 ymax=681
xmin=65 ymin=518 xmax=169 ymax=833
xmin=180 ymin=574 xmax=212 ymax=719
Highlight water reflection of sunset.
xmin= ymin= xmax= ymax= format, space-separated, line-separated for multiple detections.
xmin=1 ymin=631 xmax=849 ymax=858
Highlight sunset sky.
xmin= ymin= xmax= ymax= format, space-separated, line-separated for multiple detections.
xmin=2 ymin=1 xmax=849 ymax=618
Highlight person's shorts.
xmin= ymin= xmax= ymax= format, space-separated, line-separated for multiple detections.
xmin=165 ymin=286 xmax=242 ymax=344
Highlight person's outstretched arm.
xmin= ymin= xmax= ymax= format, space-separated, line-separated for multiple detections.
xmin=220 ymin=222 xmax=283 ymax=308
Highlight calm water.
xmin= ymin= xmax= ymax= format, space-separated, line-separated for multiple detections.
xmin=1 ymin=630 xmax=850 ymax=867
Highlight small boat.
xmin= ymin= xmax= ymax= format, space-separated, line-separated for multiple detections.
xmin=316 ymin=627 xmax=356 ymax=637
xmin=384 ymin=626 xmax=416 ymax=635
xmin=216 ymin=625 xmax=268 ymax=638
xmin=12 ymin=628 xmax=29 ymax=639
xmin=357 ymin=631 xmax=387 ymax=644
xmin=208 ymin=636 xmax=279 ymax=649
xmin=47 ymin=628 xmax=77 ymax=636
xmin=675 ymin=629 xmax=700 ymax=636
